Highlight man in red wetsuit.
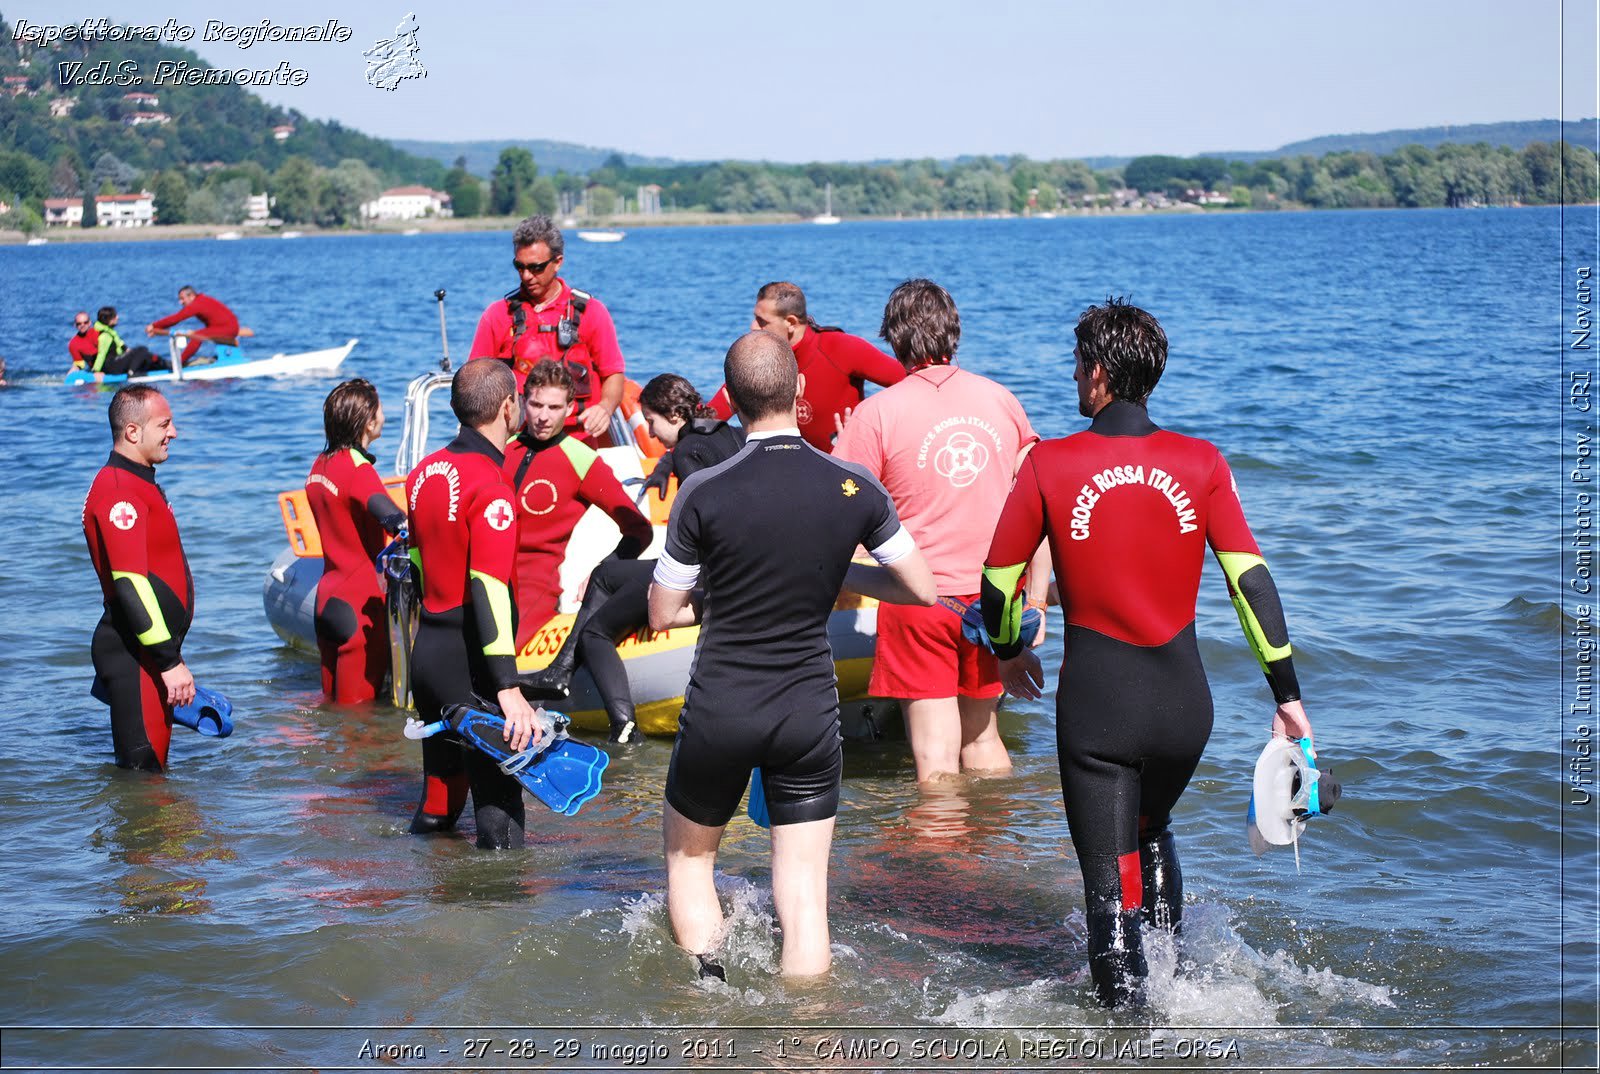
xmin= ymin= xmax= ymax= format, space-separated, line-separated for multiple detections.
xmin=68 ymin=311 xmax=99 ymax=370
xmin=503 ymin=360 xmax=652 ymax=656
xmin=83 ymin=385 xmax=196 ymax=771
xmin=981 ymin=298 xmax=1316 ymax=1007
xmin=708 ymin=281 xmax=906 ymax=452
xmin=306 ymin=379 xmax=406 ymax=704
xmin=405 ymin=358 xmax=543 ymax=849
xmin=469 ymin=214 xmax=626 ymax=446
xmin=146 ymin=286 xmax=240 ymax=366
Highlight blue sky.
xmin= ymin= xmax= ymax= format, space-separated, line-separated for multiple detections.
xmin=7 ymin=0 xmax=1595 ymax=160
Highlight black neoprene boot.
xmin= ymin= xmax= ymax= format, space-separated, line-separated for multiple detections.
xmin=608 ymin=698 xmax=637 ymax=744
xmin=1086 ymin=908 xmax=1148 ymax=1008
xmin=1139 ymin=828 xmax=1183 ymax=933
xmin=518 ymin=631 xmax=581 ymax=701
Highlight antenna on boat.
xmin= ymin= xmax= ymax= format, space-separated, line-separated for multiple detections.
xmin=434 ymin=288 xmax=451 ymax=372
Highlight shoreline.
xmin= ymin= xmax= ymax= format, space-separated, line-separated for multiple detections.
xmin=0 ymin=201 xmax=1568 ymax=245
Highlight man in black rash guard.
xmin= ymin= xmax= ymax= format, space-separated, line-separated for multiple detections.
xmin=649 ymin=332 xmax=937 ymax=979
xmin=981 ymin=298 xmax=1316 ymax=1007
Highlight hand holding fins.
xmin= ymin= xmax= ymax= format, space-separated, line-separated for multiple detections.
xmin=423 ymin=703 xmax=609 ymax=816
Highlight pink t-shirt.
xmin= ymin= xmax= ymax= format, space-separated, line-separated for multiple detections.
xmin=833 ymin=365 xmax=1037 ymax=595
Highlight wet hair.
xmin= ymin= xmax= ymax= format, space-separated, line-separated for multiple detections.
xmin=756 ymin=280 xmax=839 ymax=334
xmin=880 ymin=278 xmax=959 ymax=368
xmin=96 ymin=306 xmax=116 ymax=325
xmin=321 ymin=378 xmax=381 ymax=454
xmin=639 ymin=373 xmax=715 ymax=425
xmin=1074 ymin=297 xmax=1168 ymax=405
xmin=724 ymin=331 xmax=798 ymax=422
xmin=512 ymin=214 xmax=564 ymax=259
xmin=451 ymin=358 xmax=516 ymax=426
xmin=523 ymin=358 xmax=574 ymax=399
xmin=108 ymin=384 xmax=162 ymax=438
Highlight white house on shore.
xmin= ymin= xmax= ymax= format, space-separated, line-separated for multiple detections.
xmin=360 ymin=185 xmax=452 ymax=221
xmin=43 ymin=192 xmax=156 ymax=228
xmin=44 ymin=198 xmax=83 ymax=227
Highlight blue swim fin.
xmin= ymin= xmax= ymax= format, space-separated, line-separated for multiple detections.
xmin=441 ymin=704 xmax=609 ymax=816
xmin=171 ymin=687 xmax=233 ymax=737
xmin=90 ymin=677 xmax=233 ymax=738
xmin=747 ymin=768 xmax=771 ymax=829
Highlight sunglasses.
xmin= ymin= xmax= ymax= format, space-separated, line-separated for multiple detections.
xmin=512 ymin=255 xmax=557 ymax=275
xmin=74 ymin=320 xmax=90 ymax=326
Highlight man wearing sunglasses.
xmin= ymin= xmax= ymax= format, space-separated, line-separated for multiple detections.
xmin=469 ymin=214 xmax=626 ymax=447
xmin=69 ymin=311 xmax=100 ymax=371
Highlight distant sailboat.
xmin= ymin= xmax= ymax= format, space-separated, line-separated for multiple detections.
xmin=813 ymin=182 xmax=840 ymax=225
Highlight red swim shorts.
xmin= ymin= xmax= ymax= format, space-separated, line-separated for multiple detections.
xmin=870 ymin=596 xmax=1003 ymax=700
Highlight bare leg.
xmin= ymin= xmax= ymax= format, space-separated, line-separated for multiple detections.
xmin=769 ymin=815 xmax=836 ymax=976
xmin=904 ymin=696 xmax=962 ymax=783
xmin=663 ymin=801 xmax=726 ymax=957
xmin=957 ymin=695 xmax=1012 ymax=775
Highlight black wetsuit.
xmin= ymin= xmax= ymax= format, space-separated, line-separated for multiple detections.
xmin=404 ymin=428 xmax=526 ymax=849
xmin=653 ymin=429 xmax=912 ymax=826
xmin=982 ymin=400 xmax=1302 ymax=1005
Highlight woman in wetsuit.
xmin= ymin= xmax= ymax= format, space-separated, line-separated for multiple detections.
xmin=306 ymin=379 xmax=405 ymax=703
xmin=521 ymin=374 xmax=745 ymax=742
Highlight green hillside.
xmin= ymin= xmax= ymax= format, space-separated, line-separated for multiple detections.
xmin=0 ymin=14 xmax=446 ymax=227
xmin=392 ymin=138 xmax=686 ymax=178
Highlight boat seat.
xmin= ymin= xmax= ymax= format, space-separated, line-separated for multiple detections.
xmin=277 ymin=476 xmax=407 ymax=558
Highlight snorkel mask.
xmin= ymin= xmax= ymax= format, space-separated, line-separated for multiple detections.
xmin=1247 ymin=736 xmax=1341 ymax=866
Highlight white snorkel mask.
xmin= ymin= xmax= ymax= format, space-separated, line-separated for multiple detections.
xmin=1247 ymin=736 xmax=1342 ymax=870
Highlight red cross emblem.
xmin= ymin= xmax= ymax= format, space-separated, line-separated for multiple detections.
xmin=485 ymin=498 xmax=513 ymax=531
xmin=109 ymin=501 xmax=139 ymax=530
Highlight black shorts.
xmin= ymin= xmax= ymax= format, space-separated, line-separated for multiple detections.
xmin=665 ymin=706 xmax=843 ymax=828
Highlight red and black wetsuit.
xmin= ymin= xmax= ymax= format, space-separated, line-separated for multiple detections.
xmin=981 ymin=400 xmax=1302 ymax=1003
xmin=69 ymin=328 xmax=99 ymax=370
xmin=709 ymin=328 xmax=906 ymax=452
xmin=83 ymin=452 xmax=194 ymax=771
xmin=404 ymin=426 xmax=525 ymax=848
xmin=501 ymin=430 xmax=652 ymax=651
xmin=150 ymin=294 xmax=240 ymax=364
xmin=306 ymin=447 xmax=405 ymax=703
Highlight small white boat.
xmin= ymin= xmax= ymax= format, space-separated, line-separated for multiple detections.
xmin=281 ymin=230 xmax=303 ymax=239
xmin=65 ymin=338 xmax=357 ymax=385
xmin=813 ymin=181 xmax=840 ymax=225
xmin=25 ymin=237 xmax=47 ymax=246
xmin=1035 ymin=211 xmax=1057 ymax=219
xmin=402 ymin=227 xmax=421 ymax=236
xmin=576 ymin=229 xmax=625 ymax=243
xmin=216 ymin=230 xmax=242 ymax=241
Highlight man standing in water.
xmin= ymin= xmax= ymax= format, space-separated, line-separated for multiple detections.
xmin=649 ymin=331 xmax=936 ymax=979
xmin=469 ymin=214 xmax=626 ymax=445
xmin=83 ymin=385 xmax=196 ymax=771
xmin=833 ymin=278 xmax=1047 ymax=784
xmin=405 ymin=359 xmax=543 ymax=849
xmin=981 ymin=298 xmax=1315 ymax=1006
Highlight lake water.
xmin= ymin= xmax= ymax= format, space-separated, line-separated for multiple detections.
xmin=0 ymin=208 xmax=1592 ymax=1070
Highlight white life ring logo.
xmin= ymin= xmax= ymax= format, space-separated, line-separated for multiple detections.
xmin=933 ymin=431 xmax=990 ymax=488
xmin=485 ymin=498 xmax=514 ymax=531
xmin=109 ymin=501 xmax=139 ymax=530
xmin=519 ymin=478 xmax=558 ymax=516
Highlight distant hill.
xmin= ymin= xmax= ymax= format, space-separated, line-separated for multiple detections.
xmin=405 ymin=119 xmax=1600 ymax=178
xmin=1078 ymin=119 xmax=1600 ymax=170
xmin=392 ymin=138 xmax=689 ymax=177
xmin=0 ymin=16 xmax=445 ymax=189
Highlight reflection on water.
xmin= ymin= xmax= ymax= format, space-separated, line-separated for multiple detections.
xmin=91 ymin=780 xmax=234 ymax=916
